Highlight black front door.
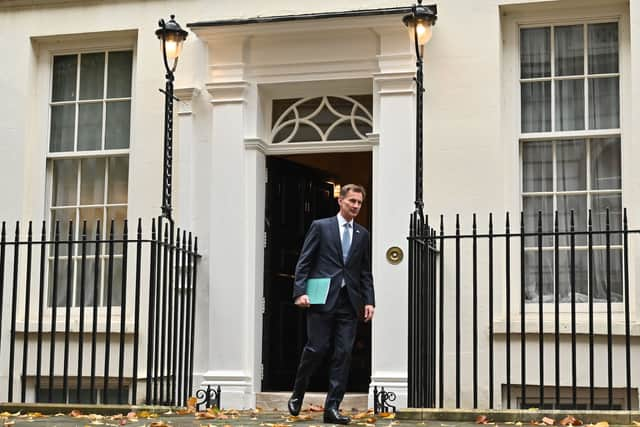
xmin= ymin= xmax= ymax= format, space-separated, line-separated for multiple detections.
xmin=262 ymin=156 xmax=371 ymax=392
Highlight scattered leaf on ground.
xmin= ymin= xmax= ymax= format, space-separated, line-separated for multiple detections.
xmin=379 ymin=413 xmax=395 ymax=419
xmin=477 ymin=415 xmax=490 ymax=424
xmin=149 ymin=422 xmax=169 ymax=427
xmin=560 ymin=416 xmax=582 ymax=426
xmin=542 ymin=417 xmax=555 ymax=425
xmin=308 ymin=404 xmax=324 ymax=412
xmin=632 ymin=422 xmax=640 ymax=426
xmin=593 ymin=422 xmax=608 ymax=427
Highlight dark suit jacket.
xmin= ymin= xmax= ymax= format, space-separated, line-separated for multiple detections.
xmin=293 ymin=216 xmax=375 ymax=315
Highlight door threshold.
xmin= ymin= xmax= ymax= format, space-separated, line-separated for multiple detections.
xmin=256 ymin=392 xmax=369 ymax=412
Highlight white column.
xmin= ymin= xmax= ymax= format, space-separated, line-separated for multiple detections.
xmin=370 ymin=64 xmax=417 ymax=408
xmin=366 ymin=25 xmax=418 ymax=408
xmin=202 ymin=80 xmax=255 ymax=409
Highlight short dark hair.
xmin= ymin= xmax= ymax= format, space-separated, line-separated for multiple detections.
xmin=340 ymin=184 xmax=366 ymax=200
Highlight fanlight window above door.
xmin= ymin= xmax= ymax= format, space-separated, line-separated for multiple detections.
xmin=271 ymin=95 xmax=373 ymax=144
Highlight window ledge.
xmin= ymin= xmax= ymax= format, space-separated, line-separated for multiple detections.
xmin=16 ymin=320 xmax=136 ymax=334
xmin=493 ymin=318 xmax=640 ymax=336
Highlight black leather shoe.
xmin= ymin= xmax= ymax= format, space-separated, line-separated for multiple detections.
xmin=323 ymin=407 xmax=350 ymax=425
xmin=288 ymin=396 xmax=303 ymax=416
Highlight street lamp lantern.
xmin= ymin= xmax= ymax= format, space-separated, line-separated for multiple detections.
xmin=403 ymin=1 xmax=437 ymax=57
xmin=156 ymin=14 xmax=189 ymax=73
xmin=156 ymin=15 xmax=188 ymax=220
xmin=403 ymin=1 xmax=437 ymax=216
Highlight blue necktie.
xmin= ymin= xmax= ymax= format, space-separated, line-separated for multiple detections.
xmin=342 ymin=223 xmax=351 ymax=262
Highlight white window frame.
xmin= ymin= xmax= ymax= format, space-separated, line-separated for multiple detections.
xmin=500 ymin=3 xmax=633 ymax=316
xmin=28 ymin=34 xmax=137 ymax=322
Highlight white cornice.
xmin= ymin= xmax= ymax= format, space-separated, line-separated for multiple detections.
xmin=175 ymin=87 xmax=200 ymax=115
xmin=191 ymin=14 xmax=404 ymax=41
xmin=206 ymin=81 xmax=249 ymax=105
xmin=373 ymin=71 xmax=416 ymax=95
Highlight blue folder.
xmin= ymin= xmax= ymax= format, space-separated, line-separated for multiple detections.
xmin=306 ymin=278 xmax=331 ymax=304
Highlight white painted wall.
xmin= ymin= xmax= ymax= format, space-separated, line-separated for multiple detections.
xmin=0 ymin=0 xmax=638 ymax=410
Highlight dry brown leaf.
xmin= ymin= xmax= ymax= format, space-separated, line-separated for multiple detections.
xmin=542 ymin=418 xmax=555 ymax=426
xmin=379 ymin=413 xmax=395 ymax=419
xmin=477 ymin=415 xmax=490 ymax=424
xmin=149 ymin=422 xmax=169 ymax=427
xmin=632 ymin=422 xmax=640 ymax=426
xmin=366 ymin=418 xmax=377 ymax=424
xmin=594 ymin=422 xmax=609 ymax=427
xmin=27 ymin=412 xmax=46 ymax=419
xmin=119 ymin=419 xmax=128 ymax=426
xmin=560 ymin=416 xmax=582 ymax=426
xmin=195 ymin=412 xmax=218 ymax=420
xmin=308 ymin=404 xmax=324 ymax=412
xmin=70 ymin=410 xmax=83 ymax=418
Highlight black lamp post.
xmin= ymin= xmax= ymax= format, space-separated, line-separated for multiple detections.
xmin=403 ymin=1 xmax=437 ymax=217
xmin=404 ymin=1 xmax=437 ymax=409
xmin=156 ymin=15 xmax=188 ymax=220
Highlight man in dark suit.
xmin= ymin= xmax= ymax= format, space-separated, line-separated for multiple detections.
xmin=288 ymin=184 xmax=375 ymax=425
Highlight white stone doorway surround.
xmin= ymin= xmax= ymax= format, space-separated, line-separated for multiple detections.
xmin=189 ymin=9 xmax=420 ymax=409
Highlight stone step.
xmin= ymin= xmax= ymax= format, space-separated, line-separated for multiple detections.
xmin=256 ymin=392 xmax=369 ymax=412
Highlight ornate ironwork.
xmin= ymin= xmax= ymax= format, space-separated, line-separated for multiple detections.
xmin=373 ymin=386 xmax=397 ymax=414
xmin=195 ymin=384 xmax=222 ymax=411
xmin=271 ymin=95 xmax=373 ymax=143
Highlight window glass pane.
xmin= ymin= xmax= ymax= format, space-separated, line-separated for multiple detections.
xmin=48 ymin=258 xmax=74 ymax=307
xmin=80 ymin=158 xmax=106 ymax=205
xmin=108 ymin=157 xmax=129 ymax=204
xmin=51 ymin=208 xmax=76 ymax=240
xmin=524 ymin=250 xmax=554 ymax=302
xmin=558 ymin=195 xmax=587 ymax=245
xmin=522 ymin=141 xmax=552 ymax=192
xmin=105 ymin=101 xmax=131 ymax=149
xmin=106 ymin=206 xmax=127 ymax=255
xmin=592 ymin=193 xmax=622 ymax=245
xmin=79 ymin=207 xmax=104 ymax=255
xmin=103 ymin=255 xmax=123 ymax=306
xmin=521 ymin=81 xmax=551 ymax=132
xmin=107 ymin=51 xmax=133 ymax=98
xmin=555 ymin=25 xmax=583 ymax=76
xmin=557 ymin=140 xmax=586 ymax=191
xmin=555 ymin=79 xmax=585 ymax=131
xmin=588 ymin=77 xmax=619 ymax=129
xmin=52 ymin=159 xmax=78 ymax=206
xmin=50 ymin=105 xmax=76 ymax=152
xmin=52 ymin=55 xmax=77 ymax=102
xmin=557 ymin=250 xmax=588 ymax=303
xmin=77 ymin=102 xmax=103 ymax=151
xmin=592 ymin=249 xmax=622 ymax=302
xmin=79 ymin=53 xmax=105 ymax=100
xmin=588 ymin=23 xmax=618 ymax=74
xmin=75 ymin=258 xmax=98 ymax=308
xmin=523 ymin=196 xmax=553 ymax=247
xmin=591 ymin=137 xmax=621 ymax=190
xmin=520 ymin=27 xmax=550 ymax=78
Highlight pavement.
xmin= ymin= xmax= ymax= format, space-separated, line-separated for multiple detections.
xmin=1 ymin=405 xmax=638 ymax=427
xmin=0 ymin=407 xmax=431 ymax=427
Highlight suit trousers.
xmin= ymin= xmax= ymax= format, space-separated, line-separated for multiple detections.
xmin=292 ymin=287 xmax=358 ymax=410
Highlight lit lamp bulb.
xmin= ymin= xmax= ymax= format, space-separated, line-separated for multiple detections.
xmin=163 ymin=38 xmax=181 ymax=61
xmin=415 ymin=20 xmax=433 ymax=46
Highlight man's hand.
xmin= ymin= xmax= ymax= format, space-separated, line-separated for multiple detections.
xmin=364 ymin=305 xmax=375 ymax=322
xmin=294 ymin=294 xmax=311 ymax=308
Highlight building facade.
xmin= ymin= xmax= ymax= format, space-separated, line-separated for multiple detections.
xmin=0 ymin=0 xmax=638 ymax=410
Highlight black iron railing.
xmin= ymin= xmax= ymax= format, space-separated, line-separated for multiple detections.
xmin=0 ymin=217 xmax=199 ymax=406
xmin=408 ymin=209 xmax=637 ymax=410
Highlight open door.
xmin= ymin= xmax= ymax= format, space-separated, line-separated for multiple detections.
xmin=262 ymin=155 xmax=371 ymax=392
